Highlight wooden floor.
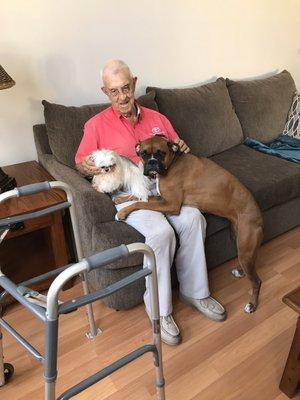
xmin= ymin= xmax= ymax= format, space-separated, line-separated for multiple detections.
xmin=1 ymin=227 xmax=300 ymax=400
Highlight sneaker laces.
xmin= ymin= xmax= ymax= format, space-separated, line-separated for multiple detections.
xmin=161 ymin=315 xmax=180 ymax=335
xmin=162 ymin=315 xmax=173 ymax=326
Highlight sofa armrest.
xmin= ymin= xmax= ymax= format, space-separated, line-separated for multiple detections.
xmin=33 ymin=124 xmax=53 ymax=157
xmin=39 ymin=154 xmax=117 ymax=224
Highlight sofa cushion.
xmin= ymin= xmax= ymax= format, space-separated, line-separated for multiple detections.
xmin=211 ymin=144 xmax=300 ymax=211
xmin=42 ymin=91 xmax=158 ymax=168
xmin=205 ymin=214 xmax=229 ymax=237
xmin=137 ymin=90 xmax=158 ymax=111
xmin=226 ymin=70 xmax=296 ymax=143
xmin=147 ymin=78 xmax=243 ymax=157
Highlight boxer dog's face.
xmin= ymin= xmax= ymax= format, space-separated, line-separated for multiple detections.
xmin=136 ymin=136 xmax=179 ymax=178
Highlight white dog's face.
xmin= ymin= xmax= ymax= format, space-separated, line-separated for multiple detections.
xmin=92 ymin=149 xmax=119 ymax=174
xmin=91 ymin=149 xmax=150 ymax=200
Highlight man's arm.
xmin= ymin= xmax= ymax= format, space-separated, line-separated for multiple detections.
xmin=75 ymin=120 xmax=102 ymax=176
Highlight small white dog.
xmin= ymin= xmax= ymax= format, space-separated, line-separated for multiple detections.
xmin=91 ymin=149 xmax=150 ymax=202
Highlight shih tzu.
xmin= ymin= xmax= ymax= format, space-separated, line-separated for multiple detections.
xmin=91 ymin=149 xmax=150 ymax=203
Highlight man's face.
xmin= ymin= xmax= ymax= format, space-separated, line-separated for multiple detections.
xmin=102 ymin=70 xmax=137 ymax=117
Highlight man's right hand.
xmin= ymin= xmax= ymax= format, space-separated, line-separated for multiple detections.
xmin=76 ymin=155 xmax=101 ymax=177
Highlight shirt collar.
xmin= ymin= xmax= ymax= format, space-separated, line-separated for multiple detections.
xmin=112 ymin=102 xmax=141 ymax=121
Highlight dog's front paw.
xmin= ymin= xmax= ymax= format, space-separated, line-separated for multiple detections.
xmin=112 ymin=196 xmax=124 ymax=205
xmin=112 ymin=195 xmax=138 ymax=205
xmin=116 ymin=209 xmax=128 ymax=221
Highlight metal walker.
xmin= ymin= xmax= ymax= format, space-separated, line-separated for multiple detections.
xmin=0 ymin=181 xmax=165 ymax=399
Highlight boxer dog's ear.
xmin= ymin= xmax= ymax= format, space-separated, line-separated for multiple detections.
xmin=168 ymin=141 xmax=180 ymax=154
xmin=135 ymin=142 xmax=141 ymax=155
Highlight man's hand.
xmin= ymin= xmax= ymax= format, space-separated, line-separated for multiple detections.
xmin=76 ymin=155 xmax=101 ymax=177
xmin=174 ymin=138 xmax=190 ymax=154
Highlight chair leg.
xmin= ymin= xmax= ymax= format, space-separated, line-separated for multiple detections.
xmin=279 ymin=317 xmax=300 ymax=398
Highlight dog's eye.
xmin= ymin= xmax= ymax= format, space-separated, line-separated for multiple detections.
xmin=140 ymin=151 xmax=148 ymax=157
xmin=156 ymin=150 xmax=166 ymax=157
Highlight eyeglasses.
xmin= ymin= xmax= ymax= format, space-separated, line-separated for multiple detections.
xmin=105 ymin=83 xmax=133 ymax=98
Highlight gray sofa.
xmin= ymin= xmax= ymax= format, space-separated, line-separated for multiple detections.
xmin=33 ymin=70 xmax=300 ymax=310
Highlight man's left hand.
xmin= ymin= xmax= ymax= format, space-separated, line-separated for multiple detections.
xmin=175 ymin=138 xmax=190 ymax=153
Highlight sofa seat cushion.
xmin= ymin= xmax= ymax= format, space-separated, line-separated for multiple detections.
xmin=42 ymin=91 xmax=158 ymax=168
xmin=226 ymin=70 xmax=296 ymax=143
xmin=90 ymin=221 xmax=144 ymax=270
xmin=147 ymin=78 xmax=243 ymax=157
xmin=211 ymin=144 xmax=300 ymax=211
xmin=205 ymin=214 xmax=229 ymax=237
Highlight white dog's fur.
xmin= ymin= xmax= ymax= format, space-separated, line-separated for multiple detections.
xmin=91 ymin=149 xmax=150 ymax=201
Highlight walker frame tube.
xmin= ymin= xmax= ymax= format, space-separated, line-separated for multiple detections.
xmin=0 ymin=183 xmax=165 ymax=399
xmin=0 ymin=243 xmax=165 ymax=399
xmin=0 ymin=181 xmax=100 ymax=339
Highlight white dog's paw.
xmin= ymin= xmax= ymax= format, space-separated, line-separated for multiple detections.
xmin=231 ymin=267 xmax=246 ymax=278
xmin=244 ymin=303 xmax=255 ymax=313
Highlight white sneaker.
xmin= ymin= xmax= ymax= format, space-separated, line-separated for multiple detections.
xmin=160 ymin=315 xmax=182 ymax=346
xmin=180 ymin=293 xmax=227 ymax=322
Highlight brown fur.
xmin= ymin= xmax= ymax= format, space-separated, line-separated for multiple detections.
xmin=117 ymin=136 xmax=263 ymax=312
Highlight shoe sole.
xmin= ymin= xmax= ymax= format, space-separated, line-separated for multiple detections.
xmin=180 ymin=294 xmax=227 ymax=322
xmin=161 ymin=333 xmax=182 ymax=346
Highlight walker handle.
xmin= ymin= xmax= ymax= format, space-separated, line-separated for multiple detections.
xmin=86 ymin=245 xmax=129 ymax=271
xmin=16 ymin=181 xmax=51 ymax=196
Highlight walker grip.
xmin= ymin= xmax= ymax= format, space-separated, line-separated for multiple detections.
xmin=16 ymin=181 xmax=51 ymax=196
xmin=86 ymin=245 xmax=129 ymax=271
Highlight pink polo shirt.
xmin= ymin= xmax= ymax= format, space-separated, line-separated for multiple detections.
xmin=75 ymin=104 xmax=179 ymax=165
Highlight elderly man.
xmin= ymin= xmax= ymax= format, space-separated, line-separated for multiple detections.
xmin=75 ymin=60 xmax=226 ymax=346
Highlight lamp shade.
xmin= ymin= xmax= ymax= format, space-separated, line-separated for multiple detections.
xmin=0 ymin=65 xmax=15 ymax=90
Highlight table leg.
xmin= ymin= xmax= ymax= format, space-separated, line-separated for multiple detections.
xmin=48 ymin=212 xmax=68 ymax=267
xmin=280 ymin=317 xmax=300 ymax=398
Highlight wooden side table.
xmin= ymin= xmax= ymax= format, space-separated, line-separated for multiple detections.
xmin=0 ymin=161 xmax=69 ymax=302
xmin=279 ymin=286 xmax=300 ymax=398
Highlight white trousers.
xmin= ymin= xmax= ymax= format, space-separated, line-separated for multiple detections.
xmin=116 ymin=202 xmax=210 ymax=317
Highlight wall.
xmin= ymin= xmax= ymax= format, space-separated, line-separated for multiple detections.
xmin=1 ymin=0 xmax=300 ymax=165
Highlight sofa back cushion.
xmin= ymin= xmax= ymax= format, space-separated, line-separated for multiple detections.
xmin=147 ymin=78 xmax=243 ymax=157
xmin=42 ymin=91 xmax=158 ymax=168
xmin=226 ymin=70 xmax=296 ymax=143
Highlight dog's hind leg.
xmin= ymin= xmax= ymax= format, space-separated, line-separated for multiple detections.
xmin=230 ymin=224 xmax=246 ymax=278
xmin=231 ymin=267 xmax=246 ymax=278
xmin=235 ymin=213 xmax=263 ymax=313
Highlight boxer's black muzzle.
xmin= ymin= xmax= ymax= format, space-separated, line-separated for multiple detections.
xmin=143 ymin=155 xmax=167 ymax=178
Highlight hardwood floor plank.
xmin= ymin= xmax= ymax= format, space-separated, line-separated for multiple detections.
xmin=1 ymin=227 xmax=300 ymax=399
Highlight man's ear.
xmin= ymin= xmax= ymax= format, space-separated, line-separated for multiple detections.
xmin=101 ymin=86 xmax=108 ymax=96
xmin=135 ymin=142 xmax=141 ymax=155
xmin=132 ymin=76 xmax=137 ymax=91
xmin=168 ymin=141 xmax=180 ymax=153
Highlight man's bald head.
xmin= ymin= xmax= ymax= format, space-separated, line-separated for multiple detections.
xmin=101 ymin=60 xmax=137 ymax=118
xmin=101 ymin=60 xmax=133 ymax=86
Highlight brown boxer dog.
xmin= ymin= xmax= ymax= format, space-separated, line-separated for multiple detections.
xmin=116 ymin=135 xmax=263 ymax=313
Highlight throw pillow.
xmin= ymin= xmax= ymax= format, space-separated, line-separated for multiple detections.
xmin=226 ymin=70 xmax=296 ymax=143
xmin=282 ymin=92 xmax=300 ymax=139
xmin=147 ymin=78 xmax=243 ymax=158
xmin=42 ymin=91 xmax=158 ymax=168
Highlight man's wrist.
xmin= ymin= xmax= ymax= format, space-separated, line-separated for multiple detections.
xmin=76 ymin=163 xmax=90 ymax=177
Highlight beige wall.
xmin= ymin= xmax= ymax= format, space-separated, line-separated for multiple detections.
xmin=1 ymin=0 xmax=300 ymax=165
